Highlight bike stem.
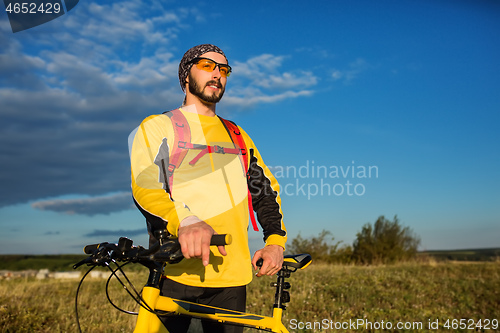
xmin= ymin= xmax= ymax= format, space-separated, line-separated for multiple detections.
xmin=146 ymin=263 xmax=164 ymax=287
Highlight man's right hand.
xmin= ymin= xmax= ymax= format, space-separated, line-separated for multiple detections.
xmin=177 ymin=218 xmax=227 ymax=266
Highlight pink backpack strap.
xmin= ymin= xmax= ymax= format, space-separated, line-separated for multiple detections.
xmin=164 ymin=109 xmax=191 ymax=193
xmin=219 ymin=117 xmax=259 ymax=232
xmin=163 ymin=109 xmax=259 ymax=232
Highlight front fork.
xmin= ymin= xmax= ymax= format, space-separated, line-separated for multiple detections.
xmin=133 ymin=263 xmax=168 ymax=333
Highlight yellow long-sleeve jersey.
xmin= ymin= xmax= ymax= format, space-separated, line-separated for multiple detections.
xmin=129 ymin=108 xmax=286 ymax=287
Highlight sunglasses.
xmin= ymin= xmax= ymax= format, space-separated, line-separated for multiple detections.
xmin=190 ymin=57 xmax=232 ymax=77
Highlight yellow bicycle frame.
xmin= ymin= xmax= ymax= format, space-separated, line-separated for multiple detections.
xmin=133 ymin=286 xmax=288 ymax=332
xmin=74 ymin=234 xmax=311 ymax=333
xmin=133 ymin=254 xmax=312 ymax=332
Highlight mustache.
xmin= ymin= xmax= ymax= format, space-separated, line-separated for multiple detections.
xmin=205 ymin=80 xmax=222 ymax=88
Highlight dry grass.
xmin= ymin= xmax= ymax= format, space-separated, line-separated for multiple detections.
xmin=1 ymin=262 xmax=499 ymax=332
xmin=246 ymin=261 xmax=500 ymax=332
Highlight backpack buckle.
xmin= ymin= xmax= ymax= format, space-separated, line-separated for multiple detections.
xmin=167 ymin=164 xmax=176 ymax=175
xmin=213 ymin=145 xmax=225 ymax=154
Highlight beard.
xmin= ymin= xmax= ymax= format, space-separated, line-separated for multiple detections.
xmin=188 ymin=73 xmax=225 ymax=104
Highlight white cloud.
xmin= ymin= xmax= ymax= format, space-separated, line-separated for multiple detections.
xmin=110 ymin=52 xmax=177 ymax=89
xmin=226 ymin=54 xmax=318 ymax=108
xmin=0 ymin=0 xmax=318 ymax=209
xmin=234 ymin=54 xmax=286 ymax=74
xmin=260 ymin=71 xmax=318 ymax=89
xmin=331 ymin=57 xmax=371 ymax=83
xmin=32 ymin=192 xmax=134 ymax=215
xmin=224 ymin=90 xmax=314 ymax=108
xmin=332 ymin=70 xmax=343 ymax=81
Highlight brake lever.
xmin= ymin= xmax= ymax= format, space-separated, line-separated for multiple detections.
xmin=73 ymin=257 xmax=94 ymax=269
xmin=151 ymin=238 xmax=183 ymax=264
xmin=75 ymin=243 xmax=120 ymax=268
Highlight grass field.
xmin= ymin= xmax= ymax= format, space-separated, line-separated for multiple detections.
xmin=0 ymin=260 xmax=499 ymax=332
xmin=1 ymin=248 xmax=498 ymax=272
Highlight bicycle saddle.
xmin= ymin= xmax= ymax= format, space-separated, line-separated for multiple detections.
xmin=283 ymin=254 xmax=312 ymax=270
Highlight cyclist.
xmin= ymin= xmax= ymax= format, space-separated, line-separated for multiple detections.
xmin=129 ymin=44 xmax=287 ymax=333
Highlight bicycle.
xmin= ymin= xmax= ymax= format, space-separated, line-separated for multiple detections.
xmin=73 ymin=229 xmax=312 ymax=332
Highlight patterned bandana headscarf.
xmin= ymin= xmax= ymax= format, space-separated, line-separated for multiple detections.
xmin=178 ymin=44 xmax=227 ymax=92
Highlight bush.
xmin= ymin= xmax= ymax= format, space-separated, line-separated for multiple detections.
xmin=352 ymin=215 xmax=420 ymax=264
xmin=287 ymin=215 xmax=421 ymax=265
xmin=286 ymin=230 xmax=353 ymax=264
xmin=286 ymin=230 xmax=337 ymax=263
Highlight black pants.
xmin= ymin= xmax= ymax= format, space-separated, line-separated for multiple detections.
xmin=159 ymin=278 xmax=246 ymax=333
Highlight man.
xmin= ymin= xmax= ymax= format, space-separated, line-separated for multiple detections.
xmin=129 ymin=44 xmax=286 ymax=332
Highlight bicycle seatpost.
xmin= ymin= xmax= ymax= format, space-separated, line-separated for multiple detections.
xmin=272 ymin=269 xmax=291 ymax=310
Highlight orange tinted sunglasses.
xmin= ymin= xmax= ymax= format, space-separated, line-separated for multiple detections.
xmin=190 ymin=57 xmax=232 ymax=77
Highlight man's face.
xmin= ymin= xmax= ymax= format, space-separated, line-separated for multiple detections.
xmin=187 ymin=52 xmax=228 ymax=104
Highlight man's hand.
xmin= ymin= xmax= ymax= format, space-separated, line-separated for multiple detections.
xmin=251 ymin=244 xmax=284 ymax=277
xmin=178 ymin=219 xmax=227 ymax=266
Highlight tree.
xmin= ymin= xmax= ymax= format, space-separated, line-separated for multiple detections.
xmin=352 ymin=215 xmax=420 ymax=264
xmin=286 ymin=230 xmax=343 ymax=263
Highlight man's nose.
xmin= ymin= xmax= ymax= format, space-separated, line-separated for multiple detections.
xmin=212 ymin=66 xmax=222 ymax=78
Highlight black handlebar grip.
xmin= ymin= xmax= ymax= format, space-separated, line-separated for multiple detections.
xmin=83 ymin=242 xmax=106 ymax=254
xmin=210 ymin=234 xmax=232 ymax=246
xmin=256 ymin=258 xmax=264 ymax=267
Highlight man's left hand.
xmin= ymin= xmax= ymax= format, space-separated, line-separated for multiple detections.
xmin=251 ymin=244 xmax=284 ymax=277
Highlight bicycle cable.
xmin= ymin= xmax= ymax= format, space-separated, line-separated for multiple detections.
xmin=104 ymin=260 xmax=143 ymax=315
xmin=74 ymin=265 xmax=96 ymax=333
xmin=104 ymin=259 xmax=171 ymax=316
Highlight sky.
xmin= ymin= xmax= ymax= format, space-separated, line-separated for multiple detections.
xmin=0 ymin=0 xmax=499 ymax=255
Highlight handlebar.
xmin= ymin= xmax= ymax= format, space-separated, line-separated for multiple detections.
xmin=73 ymin=233 xmax=231 ymax=270
xmin=83 ymin=242 xmax=108 ymax=255
xmin=209 ymin=234 xmax=232 ymax=246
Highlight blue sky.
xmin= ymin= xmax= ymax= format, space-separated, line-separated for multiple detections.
xmin=0 ymin=0 xmax=499 ymax=254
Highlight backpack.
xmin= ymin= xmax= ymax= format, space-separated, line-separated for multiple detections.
xmin=163 ymin=109 xmax=259 ymax=231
